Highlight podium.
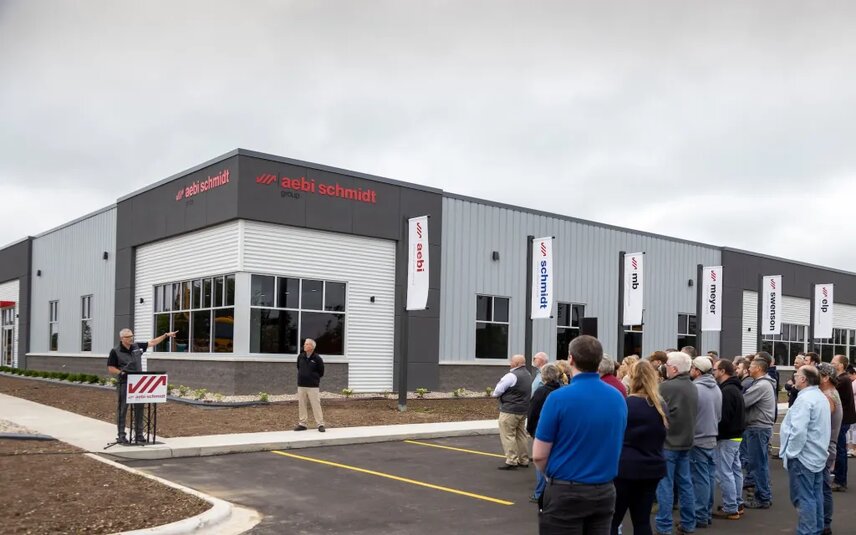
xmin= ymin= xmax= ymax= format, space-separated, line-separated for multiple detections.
xmin=125 ymin=371 xmax=168 ymax=445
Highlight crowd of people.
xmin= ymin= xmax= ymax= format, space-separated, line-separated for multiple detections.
xmin=491 ymin=337 xmax=856 ymax=535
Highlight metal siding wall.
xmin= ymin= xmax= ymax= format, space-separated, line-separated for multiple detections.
xmin=0 ymin=280 xmax=20 ymax=366
xmin=242 ymin=221 xmax=396 ymax=392
xmin=135 ymin=221 xmax=241 ymax=341
xmin=742 ymin=291 xmax=757 ymax=355
xmin=440 ymin=198 xmax=722 ymax=362
xmin=30 ymin=208 xmax=117 ymax=355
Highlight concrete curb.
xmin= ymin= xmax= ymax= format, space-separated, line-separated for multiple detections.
xmin=86 ymin=453 xmax=260 ymax=535
xmin=102 ymin=420 xmax=500 ymax=460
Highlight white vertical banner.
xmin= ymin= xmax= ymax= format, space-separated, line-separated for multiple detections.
xmin=530 ymin=237 xmax=554 ymax=319
xmin=406 ymin=216 xmax=430 ymax=310
xmin=814 ymin=283 xmax=834 ymax=339
xmin=761 ymin=275 xmax=782 ymax=335
xmin=702 ymin=266 xmax=723 ymax=331
xmin=623 ymin=252 xmax=644 ymax=326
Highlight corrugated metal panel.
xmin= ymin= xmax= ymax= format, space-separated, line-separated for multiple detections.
xmin=30 ymin=208 xmax=117 ymax=354
xmin=441 ymin=197 xmax=722 ymax=362
xmin=742 ymin=291 xmax=757 ymax=355
xmin=834 ymin=303 xmax=856 ymax=329
xmin=135 ymin=221 xmax=241 ymax=340
xmin=243 ymin=221 xmax=396 ymax=392
xmin=783 ymin=296 xmax=810 ymax=325
xmin=0 ymin=279 xmax=20 ymax=366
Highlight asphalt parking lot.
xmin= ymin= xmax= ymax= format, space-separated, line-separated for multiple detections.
xmin=127 ymin=434 xmax=856 ymax=535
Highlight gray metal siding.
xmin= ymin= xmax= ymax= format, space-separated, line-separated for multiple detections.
xmin=440 ymin=198 xmax=721 ymax=361
xmin=30 ymin=208 xmax=117 ymax=354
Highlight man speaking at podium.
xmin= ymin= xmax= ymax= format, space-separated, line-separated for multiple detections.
xmin=107 ymin=328 xmax=176 ymax=444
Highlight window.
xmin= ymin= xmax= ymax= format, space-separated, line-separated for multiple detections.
xmin=152 ymin=274 xmax=235 ymax=353
xmin=557 ymin=303 xmax=584 ymax=359
xmin=760 ymin=323 xmax=807 ymax=366
xmin=81 ymin=295 xmax=93 ymax=352
xmin=811 ymin=327 xmax=850 ymax=364
xmin=1 ymin=306 xmax=14 ymax=367
xmin=677 ymin=314 xmax=696 ymax=353
xmin=623 ymin=325 xmax=643 ymax=359
xmin=250 ymin=275 xmax=346 ymax=355
xmin=49 ymin=301 xmax=59 ymax=351
xmin=475 ymin=295 xmax=510 ymax=359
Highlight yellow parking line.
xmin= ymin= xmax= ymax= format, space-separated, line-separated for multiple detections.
xmin=271 ymin=450 xmax=514 ymax=506
xmin=403 ymin=440 xmax=506 ymax=459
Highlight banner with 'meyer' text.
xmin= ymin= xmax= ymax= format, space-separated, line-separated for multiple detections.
xmin=531 ymin=237 xmax=554 ymax=319
xmin=702 ymin=266 xmax=722 ymax=331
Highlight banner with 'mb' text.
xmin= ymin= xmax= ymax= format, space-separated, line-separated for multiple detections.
xmin=623 ymin=252 xmax=644 ymax=326
xmin=701 ymin=266 xmax=722 ymax=331
xmin=761 ymin=275 xmax=782 ymax=335
xmin=406 ymin=216 xmax=429 ymax=311
xmin=531 ymin=237 xmax=554 ymax=319
xmin=814 ymin=283 xmax=834 ymax=339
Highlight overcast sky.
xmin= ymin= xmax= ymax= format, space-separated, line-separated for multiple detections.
xmin=2 ymin=1 xmax=855 ymax=271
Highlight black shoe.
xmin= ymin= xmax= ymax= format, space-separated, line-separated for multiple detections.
xmin=497 ymin=464 xmax=518 ymax=470
xmin=116 ymin=436 xmax=130 ymax=445
xmin=293 ymin=425 xmax=308 ymax=431
xmin=134 ymin=436 xmax=147 ymax=444
xmin=744 ymin=500 xmax=771 ymax=509
xmin=318 ymin=425 xmax=326 ymax=433
xmin=517 ymin=462 xmax=530 ymax=467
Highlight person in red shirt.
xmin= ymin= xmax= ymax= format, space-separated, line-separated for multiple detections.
xmin=599 ymin=355 xmax=627 ymax=397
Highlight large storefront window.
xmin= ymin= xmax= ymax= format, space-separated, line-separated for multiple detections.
xmin=557 ymin=303 xmax=584 ymax=360
xmin=760 ymin=323 xmax=806 ymax=366
xmin=812 ymin=327 xmax=853 ymax=363
xmin=250 ymin=275 xmax=346 ymax=355
xmin=152 ymin=275 xmax=235 ymax=353
xmin=475 ymin=295 xmax=509 ymax=359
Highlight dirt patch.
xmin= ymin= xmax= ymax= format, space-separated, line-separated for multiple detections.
xmin=0 ymin=375 xmax=501 ymax=437
xmin=0 ymin=438 xmax=210 ymax=534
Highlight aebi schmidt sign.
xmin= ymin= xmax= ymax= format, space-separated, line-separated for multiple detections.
xmin=126 ymin=373 xmax=169 ymax=404
xmin=255 ymin=172 xmax=378 ymax=204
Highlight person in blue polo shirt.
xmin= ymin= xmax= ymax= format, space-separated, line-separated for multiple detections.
xmin=533 ymin=335 xmax=628 ymax=534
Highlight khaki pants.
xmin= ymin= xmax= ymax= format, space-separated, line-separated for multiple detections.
xmin=298 ymin=386 xmax=324 ymax=427
xmin=498 ymin=412 xmax=529 ymax=466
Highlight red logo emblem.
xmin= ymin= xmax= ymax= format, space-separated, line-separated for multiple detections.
xmin=256 ymin=173 xmax=277 ymax=185
xmin=631 ymin=257 xmax=638 ymax=270
xmin=540 ymin=242 xmax=547 ymax=256
xmin=770 ymin=279 xmax=776 ymax=290
xmin=710 ymin=270 xmax=717 ymax=282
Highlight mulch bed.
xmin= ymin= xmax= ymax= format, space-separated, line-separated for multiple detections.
xmin=0 ymin=375 xmax=500 ymax=437
xmin=0 ymin=438 xmax=210 ymax=534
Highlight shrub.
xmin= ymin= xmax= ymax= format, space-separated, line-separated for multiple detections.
xmin=341 ymin=388 xmax=354 ymax=398
xmin=86 ymin=375 xmax=99 ymax=384
xmin=214 ymin=393 xmax=223 ymax=402
xmin=193 ymin=388 xmax=208 ymax=401
xmin=453 ymin=387 xmax=466 ymax=398
xmin=485 ymin=386 xmax=493 ymax=397
xmin=178 ymin=385 xmax=190 ymax=397
xmin=258 ymin=391 xmax=269 ymax=403
xmin=415 ymin=387 xmax=429 ymax=399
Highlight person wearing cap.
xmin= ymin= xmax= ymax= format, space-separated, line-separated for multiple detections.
xmin=690 ymin=356 xmax=723 ymax=528
xmin=654 ymin=351 xmax=699 ymax=535
xmin=817 ymin=363 xmax=842 ymax=535
xmin=780 ymin=366 xmax=831 ymax=535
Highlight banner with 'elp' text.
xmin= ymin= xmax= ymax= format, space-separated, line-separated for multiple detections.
xmin=406 ymin=216 xmax=429 ymax=310
xmin=531 ymin=237 xmax=554 ymax=319
xmin=761 ymin=275 xmax=782 ymax=335
xmin=814 ymin=283 xmax=834 ymax=339
xmin=623 ymin=252 xmax=644 ymax=326
xmin=702 ymin=266 xmax=722 ymax=331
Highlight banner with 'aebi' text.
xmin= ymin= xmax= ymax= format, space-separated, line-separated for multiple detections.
xmin=623 ymin=253 xmax=644 ymax=326
xmin=702 ymin=266 xmax=722 ymax=331
xmin=406 ymin=216 xmax=429 ymax=310
xmin=531 ymin=237 xmax=554 ymax=319
xmin=761 ymin=275 xmax=782 ymax=335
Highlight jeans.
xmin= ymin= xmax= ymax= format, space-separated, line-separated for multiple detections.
xmin=715 ymin=440 xmax=743 ymax=512
xmin=690 ymin=447 xmax=715 ymax=525
xmin=612 ymin=477 xmax=659 ymax=535
xmin=540 ymin=480 xmax=615 ymax=535
xmin=788 ymin=458 xmax=824 ymax=535
xmin=822 ymin=466 xmax=832 ymax=529
xmin=656 ymin=449 xmax=695 ymax=534
xmin=745 ymin=427 xmax=773 ymax=504
xmin=534 ymin=466 xmax=547 ymax=498
xmin=833 ymin=423 xmax=850 ymax=487
xmin=740 ymin=435 xmax=753 ymax=486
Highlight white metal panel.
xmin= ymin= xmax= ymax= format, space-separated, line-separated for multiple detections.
xmin=833 ymin=303 xmax=856 ymax=329
xmin=0 ymin=279 xmax=19 ymax=366
xmin=134 ymin=221 xmax=241 ymax=341
xmin=742 ymin=291 xmax=757 ymax=355
xmin=30 ymin=207 xmax=116 ymax=354
xmin=441 ymin=197 xmax=722 ymax=362
xmin=243 ymin=220 xmax=396 ymax=392
xmin=782 ymin=296 xmax=810 ymax=325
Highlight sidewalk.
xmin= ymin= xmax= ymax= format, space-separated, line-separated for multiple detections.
xmin=0 ymin=393 xmax=499 ymax=460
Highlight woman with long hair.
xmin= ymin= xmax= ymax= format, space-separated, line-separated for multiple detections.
xmin=611 ymin=359 xmax=669 ymax=535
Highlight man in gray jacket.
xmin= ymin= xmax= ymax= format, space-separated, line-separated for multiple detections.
xmin=655 ymin=351 xmax=699 ymax=535
xmin=690 ymin=356 xmax=723 ymax=527
xmin=742 ymin=357 xmax=777 ymax=509
xmin=492 ymin=354 xmax=532 ymax=470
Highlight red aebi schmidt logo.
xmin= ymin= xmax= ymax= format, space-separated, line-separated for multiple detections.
xmin=175 ymin=169 xmax=231 ymax=202
xmin=254 ymin=172 xmax=377 ymax=204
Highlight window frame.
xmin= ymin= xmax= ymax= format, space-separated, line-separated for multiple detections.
xmin=152 ymin=274 xmax=236 ymax=354
xmin=475 ymin=294 xmax=510 ymax=359
xmin=48 ymin=300 xmax=59 ymax=351
xmin=80 ymin=295 xmax=93 ymax=352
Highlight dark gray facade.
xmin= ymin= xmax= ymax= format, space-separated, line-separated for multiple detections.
xmin=0 ymin=238 xmax=32 ymax=366
xmin=721 ymin=247 xmax=856 ymax=358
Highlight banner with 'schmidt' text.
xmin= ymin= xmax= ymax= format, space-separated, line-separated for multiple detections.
xmin=531 ymin=237 xmax=554 ymax=319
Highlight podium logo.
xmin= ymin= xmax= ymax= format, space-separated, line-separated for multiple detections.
xmin=128 ymin=375 xmax=167 ymax=394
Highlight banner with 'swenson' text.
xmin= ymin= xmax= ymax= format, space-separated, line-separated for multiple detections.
xmin=531 ymin=237 xmax=554 ymax=319
xmin=702 ymin=266 xmax=722 ymax=331
xmin=761 ymin=275 xmax=782 ymax=335
xmin=406 ymin=216 xmax=429 ymax=310
xmin=623 ymin=252 xmax=644 ymax=326
xmin=814 ymin=283 xmax=834 ymax=340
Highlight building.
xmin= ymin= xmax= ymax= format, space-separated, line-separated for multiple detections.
xmin=2 ymin=149 xmax=855 ymax=394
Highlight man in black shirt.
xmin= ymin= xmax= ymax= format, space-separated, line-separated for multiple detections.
xmin=295 ymin=338 xmax=326 ymax=432
xmin=832 ymin=354 xmax=856 ymax=490
xmin=107 ymin=328 xmax=176 ymax=444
